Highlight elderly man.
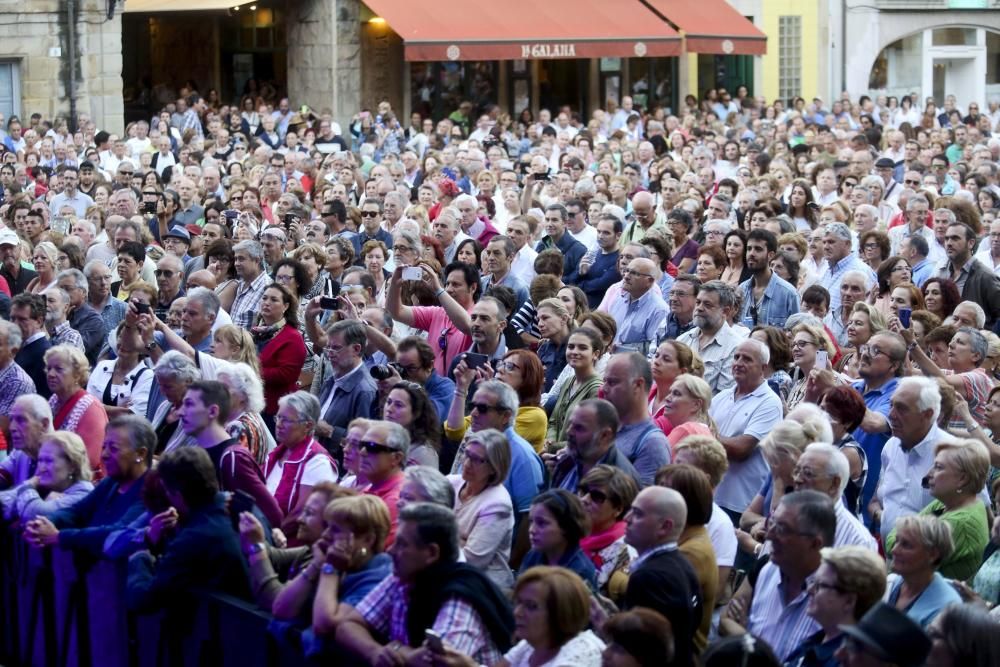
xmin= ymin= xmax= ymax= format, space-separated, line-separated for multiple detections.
xmin=619 ymin=191 xmax=662 ymax=246
xmin=57 ymin=268 xmax=106 ymax=364
xmin=145 ymin=287 xmax=225 ymax=360
xmin=974 ymin=219 xmax=1000 ymax=277
xmin=84 ymin=260 xmax=127 ymax=335
xmin=432 ymin=207 xmax=470 ymax=265
xmin=316 ymin=320 xmax=378 ymax=450
xmin=389 ymin=336 xmax=455 ymax=422
xmin=0 ymin=335 xmax=39 ymax=443
xmin=602 ymin=353 xmax=671 ymax=486
xmin=551 ymin=398 xmax=641 ymax=491
xmin=888 ymin=195 xmax=943 ymax=264
xmin=358 ymin=419 xmax=409 ymax=543
xmin=228 ymin=240 xmax=271 ymax=329
xmin=454 ymin=193 xmax=498 ymax=246
xmin=819 ymin=222 xmax=875 ymax=313
xmin=677 ymin=280 xmax=742 ymax=393
xmin=900 ymin=235 xmax=935 ymax=288
xmin=535 ymin=204 xmax=587 ymax=284
xmin=739 ymin=229 xmax=799 ymax=328
xmin=44 ymin=288 xmax=84 ymax=350
xmin=939 ymin=221 xmax=1000 ymax=328
xmin=259 ymin=227 xmax=287 ymax=274
xmin=724 ymin=491 xmax=835 ymax=662
xmin=110 ymin=219 xmax=157 ymax=284
xmin=823 ymin=270 xmax=869 ymax=347
xmin=336 ymin=503 xmax=512 ymax=666
xmin=793 ymin=443 xmax=877 ymax=549
xmin=709 ymin=339 xmax=783 ymax=522
xmin=153 ymin=254 xmax=185 ymax=321
xmin=870 ymin=377 xmax=957 ymax=540
xmin=479 ymin=236 xmax=528 ymax=313
xmin=607 ymin=256 xmax=668 ymax=354
xmin=622 ymin=486 xmax=702 ymax=667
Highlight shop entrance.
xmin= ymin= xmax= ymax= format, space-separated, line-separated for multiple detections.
xmin=539 ymin=59 xmax=588 ymax=116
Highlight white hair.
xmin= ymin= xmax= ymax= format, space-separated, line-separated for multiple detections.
xmin=740 ymin=338 xmax=770 ymax=366
xmin=953 ymin=301 xmax=987 ymax=328
xmin=897 ymin=376 xmax=942 ymax=423
xmin=804 ymin=442 xmax=851 ymax=497
xmin=217 ymin=362 xmax=265 ymax=413
xmin=786 ymin=403 xmax=835 ymax=444
xmin=13 ymin=394 xmax=54 ymax=427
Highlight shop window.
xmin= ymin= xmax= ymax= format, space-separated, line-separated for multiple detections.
xmin=410 ymin=62 xmax=497 ymax=121
xmin=627 ymin=58 xmax=677 ymax=114
xmin=987 ymin=31 xmax=1000 ymax=84
xmin=778 ymin=16 xmax=801 ymax=102
xmin=232 ymin=6 xmax=285 ymax=50
xmin=868 ymin=32 xmax=923 ymax=94
xmin=0 ymin=61 xmax=20 ymax=122
xmin=931 ymin=28 xmax=976 ymax=46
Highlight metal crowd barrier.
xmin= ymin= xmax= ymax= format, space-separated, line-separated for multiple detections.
xmin=0 ymin=527 xmax=309 ymax=667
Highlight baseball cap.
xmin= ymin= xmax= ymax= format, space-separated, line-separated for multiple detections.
xmin=0 ymin=229 xmax=19 ymax=247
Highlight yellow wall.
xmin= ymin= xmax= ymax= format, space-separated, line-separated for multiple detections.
xmin=759 ymin=0 xmax=822 ymax=102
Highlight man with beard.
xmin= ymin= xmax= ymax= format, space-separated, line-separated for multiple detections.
xmin=677 ymin=281 xmax=741 ymax=393
xmin=550 ymin=398 xmax=641 ymax=490
xmin=43 ymin=288 xmax=84 ymax=350
xmin=738 ymin=229 xmax=799 ymax=328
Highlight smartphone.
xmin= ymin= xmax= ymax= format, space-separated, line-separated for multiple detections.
xmin=402 ymin=266 xmax=423 ymax=281
xmin=284 ymin=213 xmax=298 ymax=228
xmin=141 ymin=201 xmax=157 ymax=215
xmin=223 ymin=209 xmax=239 ymax=221
xmin=51 ymin=216 xmax=70 ymax=235
xmin=229 ymin=490 xmax=256 ymax=531
xmin=424 ymin=629 xmax=445 ymax=654
xmin=319 ymin=296 xmax=339 ymax=310
xmin=134 ymin=302 xmax=151 ymax=315
xmin=815 ymin=351 xmax=829 ymax=371
xmin=464 ymin=352 xmax=489 ymax=369
xmin=898 ymin=307 xmax=912 ymax=329
xmin=532 ymin=172 xmax=550 ymax=181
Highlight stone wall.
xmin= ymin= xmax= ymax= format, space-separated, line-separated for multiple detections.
xmin=286 ymin=0 xmax=362 ymax=130
xmin=0 ymin=0 xmax=123 ymax=132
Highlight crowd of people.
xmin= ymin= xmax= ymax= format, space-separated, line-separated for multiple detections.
xmin=3 ymin=82 xmax=1000 ymax=666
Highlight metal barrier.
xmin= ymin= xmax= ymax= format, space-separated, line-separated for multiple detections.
xmin=0 ymin=527 xmax=310 ymax=667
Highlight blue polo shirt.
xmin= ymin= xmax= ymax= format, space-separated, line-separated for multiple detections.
xmin=851 ymin=377 xmax=898 ymax=519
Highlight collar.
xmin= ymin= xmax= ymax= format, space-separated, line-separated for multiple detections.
xmin=852 ymin=376 xmax=898 ymax=396
xmin=334 ymin=361 xmax=365 ymax=385
xmin=632 ymin=542 xmax=679 ymax=571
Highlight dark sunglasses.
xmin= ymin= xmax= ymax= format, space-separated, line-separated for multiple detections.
xmin=579 ymin=487 xmax=608 ymax=504
xmin=360 ymin=211 xmax=379 ymax=218
xmin=361 ymin=441 xmax=397 ymax=455
xmin=470 ymin=402 xmax=503 ymax=414
xmin=154 ymin=270 xmax=176 ymax=277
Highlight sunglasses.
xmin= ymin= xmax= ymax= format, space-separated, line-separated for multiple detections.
xmin=578 ymin=487 xmax=608 ymax=504
xmin=361 ymin=211 xmax=379 ymax=218
xmin=154 ymin=270 xmax=176 ymax=277
xmin=360 ymin=441 xmax=398 ymax=455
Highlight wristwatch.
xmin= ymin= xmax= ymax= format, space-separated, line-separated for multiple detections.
xmin=321 ymin=562 xmax=338 ymax=576
xmin=246 ymin=542 xmax=267 ymax=556
xmin=145 ymin=340 xmax=158 ymax=353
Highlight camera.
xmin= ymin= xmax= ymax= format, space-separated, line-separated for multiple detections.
xmin=141 ymin=201 xmax=157 ymax=215
xmin=370 ymin=363 xmax=404 ymax=381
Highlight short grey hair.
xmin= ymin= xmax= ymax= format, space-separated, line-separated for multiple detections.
xmin=392 ymin=229 xmax=422 ymax=255
xmin=854 ymin=204 xmax=878 ymax=220
xmin=705 ymin=219 xmax=732 ymax=234
xmin=13 ymin=394 xmax=53 ymax=426
xmin=278 ymin=390 xmax=321 ymax=424
xmin=402 ymin=466 xmax=455 ymax=508
xmin=83 ymin=259 xmax=110 ymax=279
xmin=824 ymin=222 xmax=852 ymax=242
xmin=906 ymin=195 xmax=929 ymax=211
xmin=933 ymin=208 xmax=957 ymax=224
xmin=953 ymin=302 xmax=987 ymax=329
xmin=895 ymin=514 xmax=954 ymax=564
xmin=381 ymin=420 xmax=411 ymax=459
xmin=467 ymin=428 xmax=512 ymax=486
xmin=233 ymin=239 xmax=264 ymax=262
xmin=804 ymin=442 xmax=850 ymax=497
xmin=786 ymin=403 xmax=834 ymax=443
xmin=57 ymin=268 xmax=88 ymax=297
xmin=476 ymin=379 xmax=520 ymax=419
xmin=217 ymin=362 xmax=265 ymax=413
xmin=154 ymin=350 xmax=202 ymax=384
xmin=398 ymin=502 xmax=460 ymax=563
xmin=740 ymin=338 xmax=770 ymax=366
xmin=0 ymin=319 xmax=22 ymax=349
xmin=699 ymin=280 xmax=737 ymax=310
xmin=785 ymin=313 xmax=826 ymax=330
xmin=897 ymin=375 xmax=942 ymax=423
xmin=107 ymin=414 xmax=156 ymax=466
xmin=186 ymin=286 xmax=220 ymax=319
xmin=957 ymin=326 xmax=989 ymax=365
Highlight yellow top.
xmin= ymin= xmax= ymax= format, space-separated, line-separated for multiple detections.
xmin=443 ymin=406 xmax=548 ymax=453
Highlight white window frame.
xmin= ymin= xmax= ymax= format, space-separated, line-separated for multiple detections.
xmin=0 ymin=59 xmax=22 ymax=123
xmin=778 ymin=16 xmax=802 ymax=102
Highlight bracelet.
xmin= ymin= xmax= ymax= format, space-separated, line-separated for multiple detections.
xmin=434 ymin=287 xmax=446 ymax=298
xmin=967 ymin=423 xmax=981 ymax=433
xmin=907 ymin=342 xmax=919 ymax=353
xmin=454 ymin=390 xmax=467 ymax=397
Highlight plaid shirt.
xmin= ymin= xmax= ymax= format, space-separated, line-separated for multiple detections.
xmin=0 ymin=362 xmax=36 ymax=415
xmin=356 ymin=575 xmax=502 ymax=665
xmin=230 ymin=271 xmax=271 ymax=329
xmin=51 ymin=322 xmax=85 ymax=351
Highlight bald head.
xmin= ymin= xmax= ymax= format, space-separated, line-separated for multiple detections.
xmin=626 ymin=486 xmax=688 ymax=553
xmin=186 ymin=269 xmax=217 ymax=291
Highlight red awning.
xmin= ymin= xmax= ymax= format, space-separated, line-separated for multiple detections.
xmin=362 ymin=0 xmax=682 ymax=61
xmin=644 ymin=0 xmax=767 ymax=55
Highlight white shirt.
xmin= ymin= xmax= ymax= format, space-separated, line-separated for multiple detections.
xmin=509 ymin=245 xmax=538 ymax=286
xmin=707 ymin=502 xmax=738 ymax=567
xmin=569 ymin=224 xmax=598 ymax=252
xmin=265 ymin=451 xmax=337 ymax=495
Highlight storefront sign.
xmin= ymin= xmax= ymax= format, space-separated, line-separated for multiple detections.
xmin=520 ymin=43 xmax=576 ymax=58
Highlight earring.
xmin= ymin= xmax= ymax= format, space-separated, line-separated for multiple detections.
xmin=135 ymin=458 xmax=141 ymax=463
xmin=359 ymin=547 xmax=368 ymax=557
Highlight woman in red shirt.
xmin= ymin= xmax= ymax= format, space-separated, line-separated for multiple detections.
xmin=254 ymin=283 xmax=307 ymax=434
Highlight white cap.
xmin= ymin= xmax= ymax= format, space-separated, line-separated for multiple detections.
xmin=0 ymin=229 xmax=19 ymax=247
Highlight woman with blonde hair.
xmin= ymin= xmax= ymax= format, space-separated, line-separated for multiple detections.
xmin=737 ymin=417 xmax=831 ymax=557
xmin=661 ymin=374 xmax=716 ymax=449
xmin=44 ymin=345 xmax=108 ymax=474
xmin=27 ymin=241 xmax=60 ymax=293
xmin=786 ymin=322 xmax=839 ymax=411
xmin=648 ymin=340 xmax=697 ymax=434
xmin=212 ymin=324 xmax=262 ymax=375
xmin=1 ymin=431 xmax=95 ymax=522
xmin=838 ymin=302 xmax=887 ymax=378
xmin=535 ymin=297 xmax=573 ymax=393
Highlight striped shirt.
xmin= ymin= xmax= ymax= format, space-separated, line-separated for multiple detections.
xmin=230 ymin=271 xmax=271 ymax=329
xmin=747 ymin=561 xmax=820 ymax=661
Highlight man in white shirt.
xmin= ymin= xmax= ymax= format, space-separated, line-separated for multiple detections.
xmin=793 ymin=443 xmax=877 ymax=550
xmin=974 ymin=219 xmax=1000 ymax=277
xmin=505 ymin=216 xmax=537 ymax=286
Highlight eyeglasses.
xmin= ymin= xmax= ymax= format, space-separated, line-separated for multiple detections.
xmin=470 ymin=402 xmax=504 ymax=414
xmin=497 ymin=360 xmax=520 ymax=372
xmin=361 ymin=211 xmax=380 ymax=218
xmin=578 ymin=487 xmax=608 ymax=504
xmin=360 ymin=441 xmax=398 ymax=455
xmin=766 ymin=519 xmax=815 ymax=539
xmin=807 ymin=579 xmax=845 ymax=594
xmin=464 ymin=450 xmax=490 ymax=467
xmin=623 ymin=268 xmax=653 ymax=278
xmin=791 ymin=339 xmax=816 ymax=349
xmin=904 ymin=179 xmax=921 ymax=186
xmin=858 ymin=344 xmax=887 ymax=359
xmin=154 ymin=270 xmax=176 ymax=278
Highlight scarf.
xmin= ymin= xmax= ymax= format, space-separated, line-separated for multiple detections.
xmin=264 ymin=436 xmax=336 ymax=514
xmin=579 ymin=521 xmax=627 ymax=569
xmin=406 ymin=561 xmax=514 ymax=652
xmin=251 ymin=319 xmax=285 ymax=349
xmin=50 ymin=390 xmax=96 ymax=432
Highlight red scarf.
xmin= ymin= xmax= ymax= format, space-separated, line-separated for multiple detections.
xmin=264 ymin=437 xmax=336 ymax=514
xmin=579 ymin=521 xmax=627 ymax=569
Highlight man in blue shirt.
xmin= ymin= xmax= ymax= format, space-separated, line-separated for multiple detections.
xmin=577 ymin=214 xmax=622 ymax=309
xmin=535 ymin=204 xmax=586 ymax=285
xmin=739 ymin=229 xmax=799 ymax=327
xmin=608 ymin=258 xmax=668 ymax=355
xmin=394 ymin=336 xmax=455 ymax=425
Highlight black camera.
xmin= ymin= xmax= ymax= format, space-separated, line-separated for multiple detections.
xmin=370 ymin=362 xmax=404 ymax=381
xmin=141 ymin=201 xmax=157 ymax=215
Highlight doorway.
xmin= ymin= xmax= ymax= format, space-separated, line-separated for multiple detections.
xmin=539 ymin=60 xmax=587 ymax=116
xmin=932 ymin=57 xmax=976 ymax=105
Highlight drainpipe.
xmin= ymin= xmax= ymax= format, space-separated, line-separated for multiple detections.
xmin=841 ymin=0 xmax=847 ymax=96
xmin=66 ymin=0 xmax=78 ymax=133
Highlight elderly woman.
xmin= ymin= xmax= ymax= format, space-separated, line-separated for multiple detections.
xmin=398 ymin=465 xmax=455 ymax=510
xmin=310 ymin=495 xmax=395 ymax=635
xmin=576 ymin=465 xmax=638 ymax=605
xmin=648 ymin=340 xmax=697 ymax=435
xmin=1 ymin=431 xmax=94 ymax=522
xmin=360 ymin=240 xmax=390 ymax=306
xmin=785 ymin=546 xmax=888 ymax=667
xmin=545 ymin=328 xmax=604 ymax=451
xmin=837 ymin=302 xmax=887 ymax=378
xmin=266 ymin=391 xmax=338 ymax=519
xmin=886 ymin=439 xmax=990 ymax=582
xmin=255 ymin=283 xmax=308 ymax=429
xmin=884 ymin=514 xmax=963 ymax=626
xmin=786 ymin=322 xmax=839 ymax=411
xmin=661 ymin=374 xmax=716 ymax=450
xmin=23 ymin=415 xmax=153 ymax=557
xmin=218 ymin=362 xmax=275 ymax=469
xmin=521 ymin=489 xmax=597 ymax=590
xmin=87 ymin=322 xmax=154 ymax=418
xmin=27 ymin=241 xmax=59 ymax=293
xmin=382 ymin=381 xmax=441 ymax=469
xmin=695 ymin=245 xmax=727 ymax=284
xmin=150 ymin=351 xmax=201 ymax=455
xmin=239 ymin=482 xmax=351 ymax=613
xmin=44 ymin=345 xmax=109 ymax=474
xmin=448 ymin=428 xmax=515 ymax=591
